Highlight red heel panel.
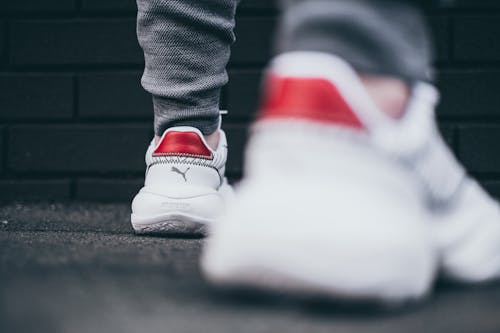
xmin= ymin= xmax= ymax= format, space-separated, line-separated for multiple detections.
xmin=258 ymin=75 xmax=364 ymax=129
xmin=153 ymin=131 xmax=213 ymax=159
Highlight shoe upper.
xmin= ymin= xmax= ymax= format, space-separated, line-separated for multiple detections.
xmin=257 ymin=52 xmax=467 ymax=208
xmin=251 ymin=51 xmax=500 ymax=283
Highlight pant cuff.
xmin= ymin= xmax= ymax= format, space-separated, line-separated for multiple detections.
xmin=153 ymin=95 xmax=221 ymax=136
xmin=275 ymin=0 xmax=434 ymax=82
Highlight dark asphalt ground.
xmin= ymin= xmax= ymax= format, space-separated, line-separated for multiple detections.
xmin=1 ymin=203 xmax=500 ymax=333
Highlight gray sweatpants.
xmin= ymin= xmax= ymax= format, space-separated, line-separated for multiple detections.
xmin=136 ymin=0 xmax=439 ymax=136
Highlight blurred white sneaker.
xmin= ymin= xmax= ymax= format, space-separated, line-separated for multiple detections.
xmin=131 ymin=125 xmax=233 ymax=235
xmin=201 ymin=52 xmax=500 ymax=303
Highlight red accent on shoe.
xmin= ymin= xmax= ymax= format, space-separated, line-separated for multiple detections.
xmin=153 ymin=131 xmax=213 ymax=159
xmin=258 ymin=75 xmax=364 ymax=129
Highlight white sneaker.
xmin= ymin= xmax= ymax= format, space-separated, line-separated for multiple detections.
xmin=201 ymin=52 xmax=500 ymax=303
xmin=131 ymin=125 xmax=233 ymax=235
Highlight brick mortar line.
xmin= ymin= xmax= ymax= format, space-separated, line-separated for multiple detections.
xmin=436 ymin=118 xmax=500 ymax=125
xmin=0 ymin=118 xmax=255 ymax=126
xmin=6 ymin=63 xmax=500 ymax=73
xmin=2 ymin=118 xmax=500 ymax=126
xmin=0 ymin=172 xmax=145 ymax=179
xmin=0 ymin=171 xmax=241 ymax=179
xmin=69 ymin=178 xmax=77 ymax=201
xmin=1 ymin=126 xmax=7 ymax=174
xmin=453 ymin=125 xmax=460 ymax=157
xmin=0 ymin=174 xmax=244 ymax=181
xmin=72 ymin=73 xmax=79 ymax=121
xmin=0 ymin=21 xmax=5 ymax=68
xmin=2 ymin=64 xmax=146 ymax=72
xmin=3 ymin=19 xmax=9 ymax=68
xmin=0 ymin=176 xmax=99 ymax=181
xmin=2 ymin=120 xmax=500 ymax=128
xmin=0 ymin=9 xmax=498 ymax=18
xmin=0 ymin=120 xmax=154 ymax=126
xmin=0 ymin=11 xmax=280 ymax=20
xmin=446 ymin=15 xmax=454 ymax=62
xmin=0 ymin=170 xmax=241 ymax=177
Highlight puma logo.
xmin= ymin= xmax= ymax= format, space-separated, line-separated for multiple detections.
xmin=171 ymin=166 xmax=190 ymax=182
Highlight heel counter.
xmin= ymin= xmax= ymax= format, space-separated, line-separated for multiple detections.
xmin=153 ymin=130 xmax=213 ymax=159
xmin=258 ymin=74 xmax=364 ymax=129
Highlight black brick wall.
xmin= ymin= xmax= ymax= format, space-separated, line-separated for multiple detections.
xmin=1 ymin=0 xmax=500 ymax=202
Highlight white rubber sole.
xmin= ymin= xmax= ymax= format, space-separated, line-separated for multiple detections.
xmin=202 ymin=176 xmax=437 ymax=304
xmin=131 ymin=181 xmax=234 ymax=235
xmin=131 ymin=212 xmax=212 ymax=235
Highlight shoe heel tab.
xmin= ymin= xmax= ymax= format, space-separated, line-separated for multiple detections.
xmin=153 ymin=127 xmax=213 ymax=159
xmin=258 ymin=74 xmax=364 ymax=129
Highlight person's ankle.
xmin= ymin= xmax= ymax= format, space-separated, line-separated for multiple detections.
xmin=203 ymin=130 xmax=220 ymax=150
xmin=154 ymin=130 xmax=220 ymax=150
xmin=360 ymin=75 xmax=410 ymax=119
